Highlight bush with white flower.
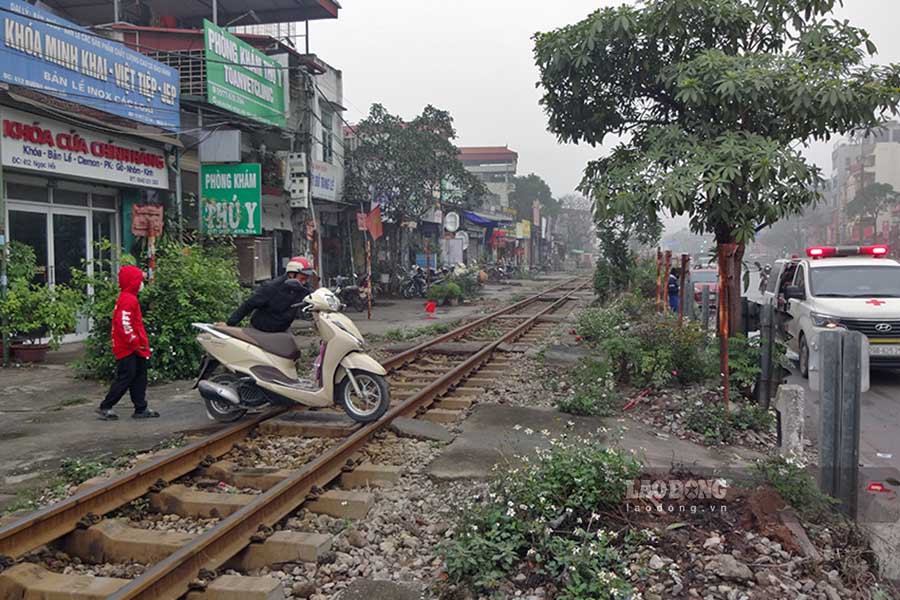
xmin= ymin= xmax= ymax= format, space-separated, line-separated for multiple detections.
xmin=443 ymin=433 xmax=642 ymax=598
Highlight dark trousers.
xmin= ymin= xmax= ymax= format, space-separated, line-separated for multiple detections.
xmin=100 ymin=353 xmax=148 ymax=412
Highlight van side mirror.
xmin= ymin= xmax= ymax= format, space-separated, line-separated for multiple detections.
xmin=784 ymin=285 xmax=805 ymax=301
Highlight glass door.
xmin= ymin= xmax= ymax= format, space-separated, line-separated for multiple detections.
xmin=8 ymin=208 xmax=50 ymax=284
xmin=51 ymin=210 xmax=89 ymax=287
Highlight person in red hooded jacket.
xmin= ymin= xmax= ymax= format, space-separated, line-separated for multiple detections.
xmin=96 ymin=265 xmax=160 ymax=420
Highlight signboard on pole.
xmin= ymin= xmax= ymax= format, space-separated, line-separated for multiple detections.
xmin=0 ymin=0 xmax=179 ymax=130
xmin=204 ymin=20 xmax=286 ymax=128
xmin=310 ymin=160 xmax=337 ymax=201
xmin=200 ymin=163 xmax=262 ymax=235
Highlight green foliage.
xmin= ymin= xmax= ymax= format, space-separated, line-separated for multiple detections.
xmin=686 ymin=400 xmax=775 ymax=445
xmin=375 ymin=320 xmax=462 ymax=343
xmin=0 ymin=241 xmax=82 ymax=348
xmin=76 ymin=243 xmax=245 ymax=383
xmin=444 ymin=436 xmax=640 ymax=596
xmin=755 ymin=456 xmax=837 ymax=519
xmin=727 ymin=334 xmax=761 ymax=398
xmin=59 ymin=458 xmax=107 ymax=485
xmin=426 ymin=281 xmax=462 ymax=303
xmin=534 ymin=0 xmax=900 ymax=313
xmin=510 ymin=173 xmax=559 ymax=220
xmin=344 ymin=103 xmax=487 ymax=223
xmin=556 ymin=357 xmax=618 ymax=416
xmin=685 ymin=401 xmax=733 ymax=445
xmin=448 ymin=272 xmax=480 ymax=299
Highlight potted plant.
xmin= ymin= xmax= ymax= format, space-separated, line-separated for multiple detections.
xmin=0 ymin=242 xmax=82 ymax=363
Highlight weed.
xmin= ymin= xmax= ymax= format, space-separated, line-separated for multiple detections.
xmin=684 ymin=401 xmax=733 ymax=445
xmin=58 ymin=397 xmax=89 ymax=407
xmin=59 ymin=458 xmax=107 ymax=485
xmin=556 ymin=357 xmax=619 ymax=416
xmin=755 ymin=456 xmax=837 ymax=519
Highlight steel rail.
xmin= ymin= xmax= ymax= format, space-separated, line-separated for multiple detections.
xmin=381 ymin=276 xmax=580 ymax=370
xmin=108 ymin=279 xmax=589 ymax=600
xmin=0 ymin=409 xmax=287 ymax=559
xmin=0 ymin=277 xmax=574 ymax=561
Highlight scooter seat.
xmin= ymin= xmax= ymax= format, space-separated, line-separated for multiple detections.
xmin=211 ymin=326 xmax=302 ymax=360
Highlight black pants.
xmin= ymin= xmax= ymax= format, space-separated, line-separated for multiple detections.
xmin=100 ymin=353 xmax=148 ymax=412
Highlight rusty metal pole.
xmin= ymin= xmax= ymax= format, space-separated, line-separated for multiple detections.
xmin=717 ymin=243 xmax=738 ymax=411
xmin=656 ymin=248 xmax=663 ymax=309
xmin=663 ymin=250 xmax=672 ymax=312
xmin=678 ymin=253 xmax=689 ymax=326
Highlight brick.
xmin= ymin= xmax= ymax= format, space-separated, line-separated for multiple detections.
xmin=203 ymin=461 xmax=291 ymax=492
xmin=59 ymin=518 xmax=194 ymax=564
xmin=150 ymin=484 xmax=254 ymax=518
xmin=421 ymin=409 xmax=461 ymax=424
xmin=185 ymin=575 xmax=283 ymax=600
xmin=339 ymin=463 xmax=401 ymax=489
xmin=0 ymin=563 xmax=128 ymax=600
xmin=226 ymin=531 xmax=332 ymax=569
xmin=305 ymin=490 xmax=372 ymax=519
xmin=434 ymin=397 xmax=473 ymax=411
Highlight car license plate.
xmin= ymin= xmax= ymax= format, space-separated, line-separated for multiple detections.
xmin=870 ymin=344 xmax=900 ymax=357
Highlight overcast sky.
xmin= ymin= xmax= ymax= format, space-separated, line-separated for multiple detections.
xmin=311 ymin=0 xmax=900 ymax=203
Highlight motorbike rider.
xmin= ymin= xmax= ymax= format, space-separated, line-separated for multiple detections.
xmin=224 ymin=256 xmax=316 ymax=333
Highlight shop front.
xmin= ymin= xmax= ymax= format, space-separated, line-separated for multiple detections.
xmin=2 ymin=106 xmax=171 ymax=331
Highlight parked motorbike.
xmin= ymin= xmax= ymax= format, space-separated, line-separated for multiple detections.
xmin=192 ymin=288 xmax=390 ymax=424
xmin=400 ymin=266 xmax=428 ymax=299
xmin=332 ymin=274 xmax=368 ymax=313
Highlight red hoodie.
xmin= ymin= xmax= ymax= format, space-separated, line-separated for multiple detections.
xmin=111 ymin=265 xmax=151 ymax=359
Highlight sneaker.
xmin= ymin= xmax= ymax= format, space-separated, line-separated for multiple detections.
xmin=132 ymin=409 xmax=160 ymax=419
xmin=96 ymin=408 xmax=119 ymax=421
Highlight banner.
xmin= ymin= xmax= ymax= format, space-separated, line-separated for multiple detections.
xmin=356 ymin=211 xmax=367 ymax=231
xmin=366 ymin=205 xmax=383 ymax=241
xmin=0 ymin=0 xmax=179 ymax=130
xmin=200 ymin=163 xmax=262 ymax=235
xmin=1 ymin=107 xmax=168 ymax=189
xmin=131 ymin=205 xmax=163 ymax=237
xmin=204 ymin=20 xmax=286 ymax=128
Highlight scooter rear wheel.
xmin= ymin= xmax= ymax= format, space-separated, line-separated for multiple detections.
xmin=203 ymin=373 xmax=248 ymax=422
xmin=338 ymin=371 xmax=390 ymax=423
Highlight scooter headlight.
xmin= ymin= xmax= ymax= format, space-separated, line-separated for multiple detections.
xmin=324 ymin=291 xmax=342 ymax=312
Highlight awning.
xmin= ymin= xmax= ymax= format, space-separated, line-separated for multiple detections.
xmin=463 ymin=210 xmax=513 ymax=227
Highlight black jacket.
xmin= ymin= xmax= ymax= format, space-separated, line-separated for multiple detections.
xmin=227 ymin=275 xmax=311 ymax=333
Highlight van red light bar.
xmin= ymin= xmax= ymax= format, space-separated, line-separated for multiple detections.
xmin=806 ymin=245 xmax=889 ymax=258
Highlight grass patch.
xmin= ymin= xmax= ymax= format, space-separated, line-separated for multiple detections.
xmin=373 ymin=320 xmax=463 ymax=343
xmin=555 ymin=357 xmax=619 ymax=417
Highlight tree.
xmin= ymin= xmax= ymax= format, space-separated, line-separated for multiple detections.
xmin=345 ymin=104 xmax=485 ymax=267
xmin=846 ymin=182 xmax=899 ymax=242
xmin=509 ymin=173 xmax=559 ymax=221
xmin=594 ymin=195 xmax=662 ymax=299
xmin=534 ymin=0 xmax=900 ymax=405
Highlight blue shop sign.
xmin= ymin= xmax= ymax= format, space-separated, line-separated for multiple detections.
xmin=0 ymin=0 xmax=180 ymax=130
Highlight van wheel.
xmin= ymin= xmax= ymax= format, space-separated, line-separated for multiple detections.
xmin=799 ymin=334 xmax=810 ymax=379
xmin=338 ymin=371 xmax=390 ymax=423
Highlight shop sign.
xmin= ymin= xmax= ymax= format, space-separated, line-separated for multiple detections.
xmin=516 ymin=220 xmax=531 ymax=239
xmin=132 ymin=204 xmax=163 ymax=237
xmin=200 ymin=163 xmax=262 ymax=235
xmin=310 ymin=160 xmax=338 ymax=201
xmin=0 ymin=107 xmax=168 ymax=188
xmin=204 ymin=21 xmax=286 ymax=128
xmin=0 ymin=0 xmax=179 ymax=130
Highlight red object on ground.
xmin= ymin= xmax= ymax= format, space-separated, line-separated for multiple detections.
xmin=425 ymin=301 xmax=437 ymax=320
xmin=569 ymin=328 xmax=577 ymax=334
xmin=622 ymin=387 xmax=651 ymax=411
xmin=575 ymin=335 xmax=582 ymax=342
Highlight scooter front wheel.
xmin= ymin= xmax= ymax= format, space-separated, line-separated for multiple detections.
xmin=338 ymin=371 xmax=390 ymax=423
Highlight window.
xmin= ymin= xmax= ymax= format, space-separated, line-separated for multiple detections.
xmin=810 ymin=266 xmax=900 ymax=298
xmin=321 ymin=106 xmax=334 ymax=164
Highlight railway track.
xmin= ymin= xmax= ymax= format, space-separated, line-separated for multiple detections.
xmin=0 ymin=276 xmax=590 ymax=599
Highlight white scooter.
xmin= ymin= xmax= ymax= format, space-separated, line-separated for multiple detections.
xmin=192 ymin=288 xmax=390 ymax=423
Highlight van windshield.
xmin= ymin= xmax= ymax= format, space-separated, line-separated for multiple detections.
xmin=691 ymin=271 xmax=717 ymax=284
xmin=810 ymin=266 xmax=900 ymax=298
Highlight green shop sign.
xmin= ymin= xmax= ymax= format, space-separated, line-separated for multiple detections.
xmin=204 ymin=20 xmax=287 ymax=128
xmin=200 ymin=163 xmax=262 ymax=235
